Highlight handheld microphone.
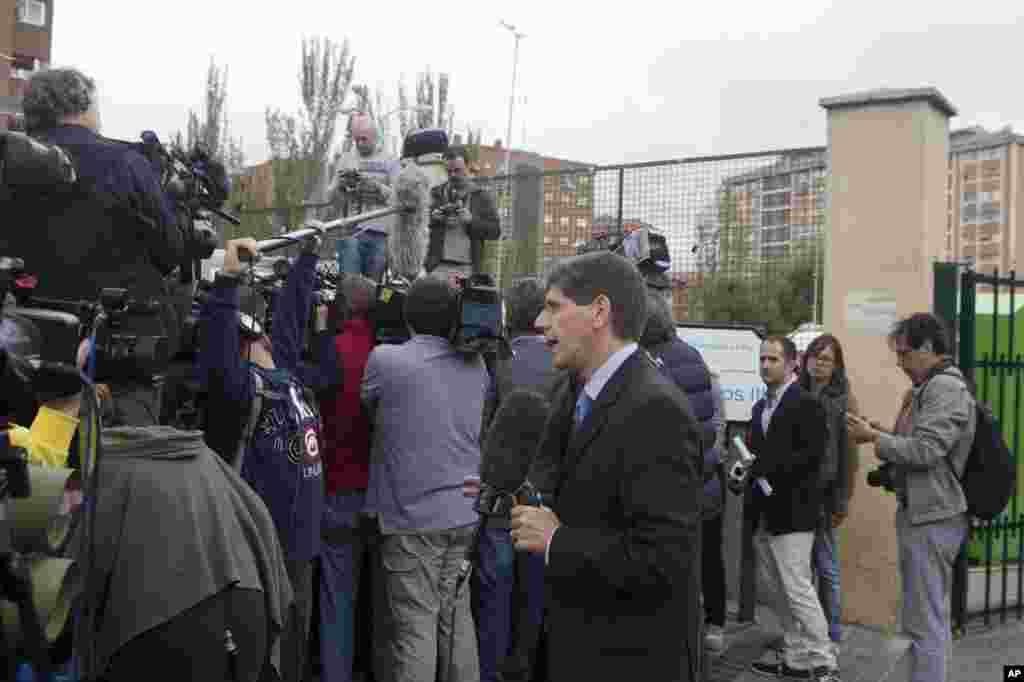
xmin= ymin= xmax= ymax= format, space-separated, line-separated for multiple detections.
xmin=730 ymin=435 xmax=772 ymax=496
xmin=456 ymin=389 xmax=551 ymax=591
xmin=390 ymin=162 xmax=431 ymax=280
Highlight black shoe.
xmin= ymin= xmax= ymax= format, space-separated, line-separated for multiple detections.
xmin=750 ymin=660 xmax=812 ymax=679
xmin=811 ymin=667 xmax=841 ymax=682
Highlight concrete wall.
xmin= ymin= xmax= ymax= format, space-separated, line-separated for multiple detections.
xmin=820 ymin=89 xmax=955 ymax=628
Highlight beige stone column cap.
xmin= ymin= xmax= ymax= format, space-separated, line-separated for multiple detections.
xmin=819 ymin=87 xmax=958 ymax=117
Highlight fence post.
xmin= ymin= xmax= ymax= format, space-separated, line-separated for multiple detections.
xmin=616 ymin=168 xmax=625 ymax=240
xmin=952 ymin=267 xmax=977 ymax=635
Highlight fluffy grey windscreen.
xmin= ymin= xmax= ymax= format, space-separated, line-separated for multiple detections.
xmin=390 ymin=163 xmax=431 ymax=279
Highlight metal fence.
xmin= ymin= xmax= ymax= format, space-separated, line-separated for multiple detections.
xmin=944 ymin=265 xmax=1024 ymax=631
xmin=237 ymin=146 xmax=829 ymax=330
xmin=474 ymin=146 xmax=828 ymax=330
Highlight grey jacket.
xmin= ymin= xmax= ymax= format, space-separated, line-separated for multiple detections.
xmin=71 ymin=426 xmax=294 ymax=680
xmin=876 ymin=367 xmax=976 ymax=526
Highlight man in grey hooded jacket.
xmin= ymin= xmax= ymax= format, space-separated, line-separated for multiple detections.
xmin=847 ymin=313 xmax=975 ymax=682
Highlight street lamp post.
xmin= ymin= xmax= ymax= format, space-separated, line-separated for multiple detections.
xmin=497 ymin=21 xmax=525 ymax=289
xmin=499 ymin=20 xmax=525 ymax=178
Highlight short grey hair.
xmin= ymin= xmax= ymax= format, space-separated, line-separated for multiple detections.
xmin=22 ymin=68 xmax=97 ymax=133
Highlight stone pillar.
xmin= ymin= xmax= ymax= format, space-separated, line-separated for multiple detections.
xmin=819 ymin=88 xmax=956 ymax=629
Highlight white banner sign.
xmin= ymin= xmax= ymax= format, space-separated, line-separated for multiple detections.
xmin=676 ymin=326 xmax=766 ymax=423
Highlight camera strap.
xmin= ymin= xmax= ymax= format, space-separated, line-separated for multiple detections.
xmin=233 ymin=372 xmax=265 ymax=475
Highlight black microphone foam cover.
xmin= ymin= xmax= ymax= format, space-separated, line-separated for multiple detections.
xmin=480 ymin=389 xmax=551 ymax=493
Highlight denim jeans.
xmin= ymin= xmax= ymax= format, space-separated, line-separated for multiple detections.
xmin=337 ymin=231 xmax=388 ymax=280
xmin=471 ymin=526 xmax=515 ymax=682
xmin=896 ymin=508 xmax=968 ymax=682
xmin=812 ymin=521 xmax=842 ymax=643
xmin=319 ymin=491 xmax=367 ymax=682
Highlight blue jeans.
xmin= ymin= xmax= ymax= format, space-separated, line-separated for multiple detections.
xmin=471 ymin=526 xmax=515 ymax=682
xmin=337 ymin=231 xmax=388 ymax=280
xmin=812 ymin=522 xmax=842 ymax=643
xmin=320 ymin=491 xmax=366 ymax=682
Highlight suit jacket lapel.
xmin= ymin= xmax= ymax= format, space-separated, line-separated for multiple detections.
xmin=765 ymin=383 xmax=800 ymax=440
xmin=567 ymin=351 xmax=644 ymax=467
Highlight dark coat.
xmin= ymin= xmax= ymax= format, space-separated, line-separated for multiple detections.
xmin=644 ymin=337 xmax=721 ymax=516
xmin=748 ymin=383 xmax=828 ymax=535
xmin=530 ymin=351 xmax=703 ymax=682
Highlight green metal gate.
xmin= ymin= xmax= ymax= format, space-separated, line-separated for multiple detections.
xmin=939 ymin=264 xmax=1024 ymax=630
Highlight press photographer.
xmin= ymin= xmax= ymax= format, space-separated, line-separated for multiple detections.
xmin=425 ymin=147 xmax=500 ymax=281
xmin=326 ymin=113 xmax=400 ymax=282
xmin=0 ymin=67 xmax=190 ymax=425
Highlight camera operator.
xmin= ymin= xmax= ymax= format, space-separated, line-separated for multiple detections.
xmin=326 ymin=113 xmax=400 ymax=282
xmin=0 ymin=68 xmax=187 ymax=425
xmin=425 ymin=147 xmax=500 ymax=282
xmin=0 ymin=317 xmax=295 ymax=682
xmin=361 ymin=276 xmax=487 ymax=682
xmin=199 ymin=234 xmax=339 ymax=682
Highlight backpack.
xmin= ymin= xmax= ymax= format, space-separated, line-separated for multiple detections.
xmin=921 ymin=371 xmax=1015 ymax=522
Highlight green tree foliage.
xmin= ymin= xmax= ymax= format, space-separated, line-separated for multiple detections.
xmin=693 ymin=187 xmax=822 ymax=334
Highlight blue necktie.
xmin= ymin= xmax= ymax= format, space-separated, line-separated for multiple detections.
xmin=574 ymin=392 xmax=593 ymax=432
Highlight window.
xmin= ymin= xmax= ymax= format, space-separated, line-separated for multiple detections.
xmin=544 ymin=192 xmax=553 ymax=203
xmin=763 ymin=174 xmax=791 ymax=192
xmin=576 ymin=217 xmax=587 ymax=230
xmin=10 ymin=55 xmax=40 ymax=80
xmin=17 ymin=0 xmax=46 ymax=26
xmin=561 ymin=194 xmax=572 ymax=206
xmin=559 ymin=216 xmax=569 ymax=229
xmin=763 ymin=192 xmax=790 ymax=209
xmin=544 ymin=213 xmax=553 ymax=225
xmin=980 ymin=202 xmax=1001 ymax=221
xmin=762 ymin=210 xmax=790 ymax=227
xmin=543 ymin=236 xmax=552 ymax=245
xmin=559 ymin=237 xmax=570 ymax=246
xmin=962 ymin=190 xmax=978 ymax=203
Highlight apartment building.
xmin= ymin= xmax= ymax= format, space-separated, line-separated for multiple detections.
xmin=945 ymin=126 xmax=1024 ymax=274
xmin=0 ymin=0 xmax=52 ymax=129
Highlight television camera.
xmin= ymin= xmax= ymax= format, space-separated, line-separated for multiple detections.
xmin=129 ymin=131 xmax=235 ymax=282
xmin=0 ymin=264 xmax=100 ymax=680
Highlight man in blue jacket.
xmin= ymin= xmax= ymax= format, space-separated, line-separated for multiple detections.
xmin=199 ymin=233 xmax=339 ymax=682
xmin=639 ymin=293 xmax=723 ymax=652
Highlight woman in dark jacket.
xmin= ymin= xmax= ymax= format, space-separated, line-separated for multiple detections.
xmin=799 ymin=333 xmax=861 ymax=651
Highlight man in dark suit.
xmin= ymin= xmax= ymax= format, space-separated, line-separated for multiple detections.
xmin=746 ymin=336 xmax=839 ymax=682
xmin=510 ymin=252 xmax=703 ymax=682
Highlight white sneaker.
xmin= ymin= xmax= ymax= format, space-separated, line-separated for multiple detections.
xmin=704 ymin=624 xmax=726 ymax=653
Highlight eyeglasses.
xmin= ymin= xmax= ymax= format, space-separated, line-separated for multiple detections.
xmin=813 ymin=355 xmax=836 ymax=365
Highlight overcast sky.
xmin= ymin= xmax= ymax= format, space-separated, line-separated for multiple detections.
xmin=52 ymin=1 xmax=1024 ymax=168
